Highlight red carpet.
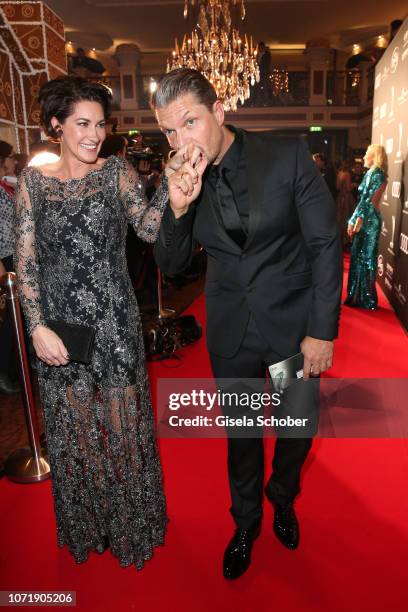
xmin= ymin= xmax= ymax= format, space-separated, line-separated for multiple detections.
xmin=1 ymin=257 xmax=407 ymax=612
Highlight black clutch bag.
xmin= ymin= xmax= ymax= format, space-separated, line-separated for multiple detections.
xmin=46 ymin=320 xmax=96 ymax=364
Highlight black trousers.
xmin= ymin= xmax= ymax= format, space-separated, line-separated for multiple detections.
xmin=210 ymin=314 xmax=318 ymax=530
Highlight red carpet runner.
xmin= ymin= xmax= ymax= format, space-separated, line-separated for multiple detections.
xmin=1 ymin=257 xmax=407 ymax=611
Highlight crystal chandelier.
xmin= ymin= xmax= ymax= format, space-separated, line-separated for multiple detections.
xmin=167 ymin=0 xmax=260 ymax=111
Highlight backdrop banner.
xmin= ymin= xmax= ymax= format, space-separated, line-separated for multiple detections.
xmin=372 ymin=16 xmax=408 ymax=332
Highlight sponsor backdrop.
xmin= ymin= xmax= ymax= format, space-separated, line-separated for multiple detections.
xmin=372 ymin=16 xmax=408 ymax=332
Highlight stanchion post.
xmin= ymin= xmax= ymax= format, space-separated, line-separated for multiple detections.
xmin=0 ymin=272 xmax=50 ymax=482
xmin=157 ymin=267 xmax=175 ymax=319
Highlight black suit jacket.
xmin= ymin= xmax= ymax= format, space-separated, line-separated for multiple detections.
xmin=154 ymin=128 xmax=343 ymax=358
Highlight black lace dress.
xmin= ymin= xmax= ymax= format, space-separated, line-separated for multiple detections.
xmin=14 ymin=155 xmax=169 ymax=568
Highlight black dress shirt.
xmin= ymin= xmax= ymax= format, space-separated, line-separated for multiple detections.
xmin=206 ymin=128 xmax=250 ymax=236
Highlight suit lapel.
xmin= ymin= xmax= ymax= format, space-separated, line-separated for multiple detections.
xmin=197 ymin=128 xmax=267 ymax=254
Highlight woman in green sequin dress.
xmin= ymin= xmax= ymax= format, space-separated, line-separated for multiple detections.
xmin=344 ymin=145 xmax=387 ymax=309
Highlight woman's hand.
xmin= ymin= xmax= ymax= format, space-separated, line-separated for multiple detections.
xmin=348 ymin=217 xmax=362 ymax=237
xmin=32 ymin=325 xmax=70 ymax=366
xmin=167 ymin=145 xmax=208 ymax=218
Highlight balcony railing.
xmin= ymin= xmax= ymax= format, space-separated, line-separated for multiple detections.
xmin=69 ymin=71 xmax=122 ymax=111
xmin=244 ymin=71 xmax=310 ymax=107
xmin=326 ymin=70 xmax=362 ymax=106
xmin=81 ymin=68 xmax=374 ymax=117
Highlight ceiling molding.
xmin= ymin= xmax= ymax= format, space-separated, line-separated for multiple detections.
xmin=85 ymin=0 xmax=322 ymax=5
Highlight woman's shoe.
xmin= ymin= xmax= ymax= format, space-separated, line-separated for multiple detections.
xmin=95 ymin=535 xmax=109 ymax=554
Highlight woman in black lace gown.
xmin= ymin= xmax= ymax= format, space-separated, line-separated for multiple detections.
xmin=14 ymin=77 xmax=195 ymax=569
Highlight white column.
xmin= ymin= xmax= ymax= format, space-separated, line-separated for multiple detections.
xmin=115 ymin=44 xmax=142 ymax=110
xmin=304 ymin=41 xmax=332 ymax=106
xmin=359 ymin=60 xmax=372 ymax=105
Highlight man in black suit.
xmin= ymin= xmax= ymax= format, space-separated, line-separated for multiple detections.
xmin=256 ymin=41 xmax=272 ymax=105
xmin=153 ymin=69 xmax=342 ymax=579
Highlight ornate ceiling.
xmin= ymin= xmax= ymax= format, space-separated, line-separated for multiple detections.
xmin=45 ymin=0 xmax=407 ymax=72
xmin=45 ymin=0 xmax=406 ymax=50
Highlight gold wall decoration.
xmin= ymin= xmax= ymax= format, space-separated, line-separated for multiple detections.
xmin=0 ymin=1 xmax=67 ymax=153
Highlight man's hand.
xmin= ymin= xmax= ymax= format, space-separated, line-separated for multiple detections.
xmin=164 ymin=143 xmax=203 ymax=178
xmin=347 ymin=223 xmax=354 ymax=238
xmin=32 ymin=325 xmax=70 ymax=367
xmin=300 ymin=336 xmax=334 ymax=380
xmin=167 ymin=145 xmax=208 ymax=218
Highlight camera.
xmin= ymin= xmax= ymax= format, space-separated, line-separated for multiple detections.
xmin=127 ymin=150 xmax=164 ymax=175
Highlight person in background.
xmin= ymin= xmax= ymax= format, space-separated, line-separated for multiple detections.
xmin=98 ymin=133 xmax=127 ymax=158
xmin=336 ymin=160 xmax=355 ymax=248
xmin=345 ymin=144 xmax=387 ymax=309
xmin=0 ymin=140 xmax=17 ymax=197
xmin=389 ymin=19 xmax=403 ymax=43
xmin=312 ymin=153 xmax=337 ymax=200
xmin=14 ymin=153 xmax=29 ymax=177
xmin=351 ymin=160 xmax=365 ymax=201
xmin=256 ymin=42 xmax=272 ymax=105
xmin=0 ymin=140 xmax=19 ymax=393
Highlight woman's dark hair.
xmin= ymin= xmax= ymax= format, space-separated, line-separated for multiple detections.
xmin=38 ymin=75 xmax=112 ymax=141
xmin=99 ymin=134 xmax=127 ymax=158
xmin=0 ymin=140 xmax=13 ymax=165
xmin=151 ymin=68 xmax=217 ymax=112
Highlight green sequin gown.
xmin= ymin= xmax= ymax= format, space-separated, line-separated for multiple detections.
xmin=345 ymin=167 xmax=386 ymax=309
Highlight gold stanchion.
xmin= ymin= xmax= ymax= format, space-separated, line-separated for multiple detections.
xmin=157 ymin=268 xmax=175 ymax=319
xmin=0 ymin=272 xmax=50 ymax=483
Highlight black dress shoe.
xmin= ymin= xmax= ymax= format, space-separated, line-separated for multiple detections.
xmin=0 ymin=373 xmax=20 ymax=394
xmin=273 ymin=502 xmax=299 ymax=550
xmin=223 ymin=525 xmax=261 ymax=580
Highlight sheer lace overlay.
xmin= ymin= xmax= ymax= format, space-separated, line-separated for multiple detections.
xmin=14 ymin=156 xmax=169 ymax=568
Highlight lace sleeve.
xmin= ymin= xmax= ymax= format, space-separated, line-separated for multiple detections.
xmin=0 ymin=186 xmax=14 ymax=259
xmin=118 ymin=158 xmax=169 ymax=243
xmin=14 ymin=171 xmax=46 ymax=335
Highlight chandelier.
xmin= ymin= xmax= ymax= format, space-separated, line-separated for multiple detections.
xmin=167 ymin=0 xmax=260 ymax=111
